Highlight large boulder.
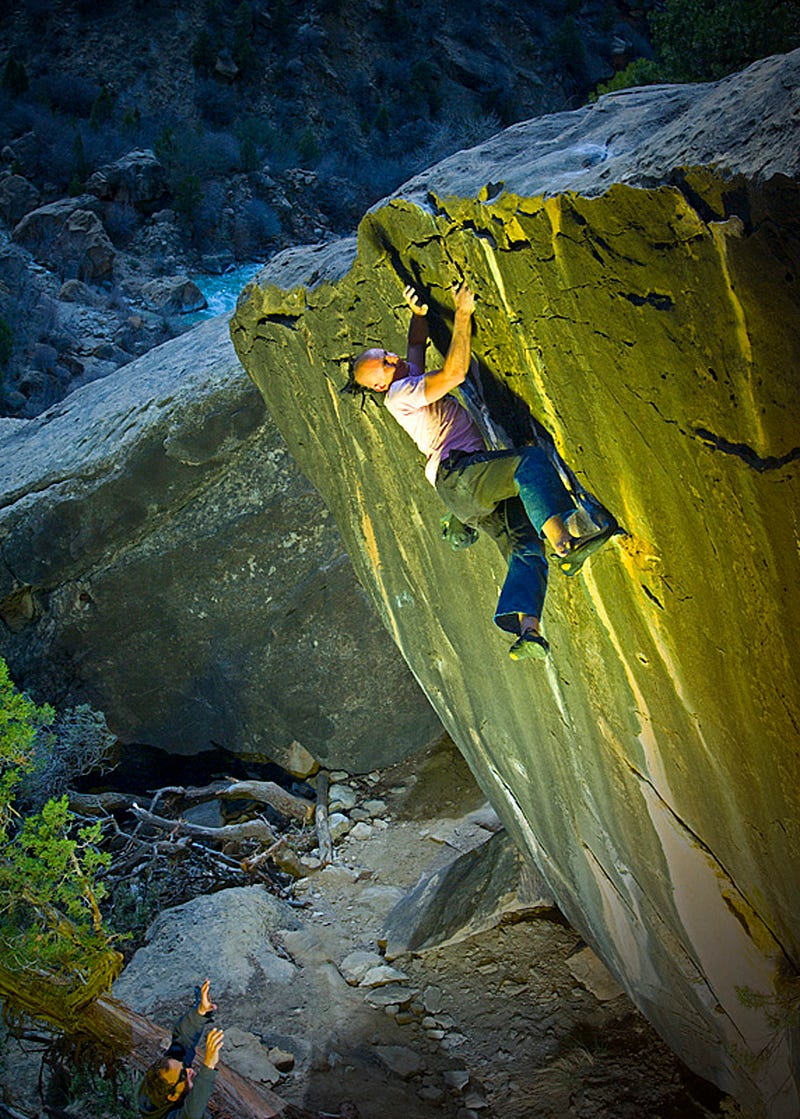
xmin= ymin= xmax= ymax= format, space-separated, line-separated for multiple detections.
xmin=12 ymin=196 xmax=113 ymax=281
xmin=230 ymin=53 xmax=800 ymax=1117
xmin=86 ymin=148 xmax=168 ymax=212
xmin=113 ymin=886 xmax=301 ymax=1014
xmin=0 ymin=314 xmax=441 ymax=771
xmin=383 ymin=829 xmax=555 ymax=958
xmin=54 ymin=209 xmax=115 ymax=282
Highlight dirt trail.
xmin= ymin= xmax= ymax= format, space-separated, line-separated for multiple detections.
xmin=266 ymin=738 xmax=725 ymax=1119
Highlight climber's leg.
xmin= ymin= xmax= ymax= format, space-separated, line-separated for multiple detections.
xmin=481 ymin=498 xmax=550 ymax=661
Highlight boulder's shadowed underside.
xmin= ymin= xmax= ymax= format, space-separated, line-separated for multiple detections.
xmin=231 ymin=53 xmax=800 ymax=1116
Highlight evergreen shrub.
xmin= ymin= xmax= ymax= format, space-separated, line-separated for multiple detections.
xmin=0 ymin=658 xmax=121 ymax=1026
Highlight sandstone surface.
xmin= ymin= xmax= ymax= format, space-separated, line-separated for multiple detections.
xmin=0 ymin=315 xmax=440 ymax=771
xmin=230 ymin=52 xmax=800 ymax=1116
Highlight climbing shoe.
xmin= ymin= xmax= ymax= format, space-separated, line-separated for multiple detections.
xmin=509 ymin=632 xmax=550 ymax=661
xmin=557 ymin=524 xmax=619 ymax=576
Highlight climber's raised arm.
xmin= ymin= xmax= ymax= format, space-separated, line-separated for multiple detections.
xmin=403 ymin=284 xmax=429 ymax=373
xmin=419 ymin=283 xmax=475 ymax=404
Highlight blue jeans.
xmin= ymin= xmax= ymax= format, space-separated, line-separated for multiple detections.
xmin=435 ymin=446 xmax=573 ymax=635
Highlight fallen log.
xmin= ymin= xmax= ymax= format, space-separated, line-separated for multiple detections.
xmin=315 ymin=772 xmax=333 ymax=868
xmin=0 ymin=960 xmax=311 ymax=1117
xmin=130 ymin=805 xmax=276 ymax=847
xmin=85 ymin=995 xmax=313 ymax=1118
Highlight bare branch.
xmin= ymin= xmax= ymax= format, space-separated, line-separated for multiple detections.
xmin=218 ymin=780 xmax=314 ymax=823
xmin=130 ymin=805 xmax=276 ymax=846
xmin=315 ymin=772 xmax=333 ymax=868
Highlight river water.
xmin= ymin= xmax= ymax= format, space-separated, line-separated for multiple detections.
xmin=188 ymin=262 xmax=264 ymax=321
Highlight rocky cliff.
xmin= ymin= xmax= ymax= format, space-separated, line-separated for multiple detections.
xmin=0 ymin=315 xmax=440 ymax=771
xmin=231 ymin=52 xmax=800 ymax=1116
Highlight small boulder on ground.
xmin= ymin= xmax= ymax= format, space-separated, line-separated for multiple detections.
xmin=140 ymin=275 xmax=207 ymax=314
xmin=566 ymin=946 xmax=625 ymax=1002
xmin=339 ymin=949 xmax=384 ymax=986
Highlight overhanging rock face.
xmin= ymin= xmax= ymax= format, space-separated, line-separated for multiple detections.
xmin=231 ymin=53 xmax=800 ymax=1116
xmin=0 ymin=316 xmax=441 ymax=771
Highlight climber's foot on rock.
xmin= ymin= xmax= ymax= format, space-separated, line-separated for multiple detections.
xmin=509 ymin=631 xmax=550 ymax=661
xmin=557 ymin=523 xmax=619 ymax=576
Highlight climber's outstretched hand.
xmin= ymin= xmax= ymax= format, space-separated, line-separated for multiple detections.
xmin=403 ymin=284 xmax=429 ymax=316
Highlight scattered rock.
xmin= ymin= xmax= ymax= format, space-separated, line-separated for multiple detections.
xmin=359 ymin=964 xmax=409 ymax=988
xmin=329 ymin=783 xmax=358 ymax=812
xmin=268 ymin=1047 xmax=295 ymax=1072
xmin=182 ymin=799 xmax=225 ymax=828
xmin=417 ymin=1083 xmax=445 ymax=1103
xmin=221 ymin=1026 xmax=281 ymax=1086
xmin=566 ymin=946 xmax=625 ymax=1002
xmin=328 ymin=812 xmax=352 ymax=841
xmin=444 ymin=1069 xmax=470 ymax=1091
xmin=364 ymin=986 xmax=416 ymax=1009
xmin=215 ymin=48 xmax=239 ymax=79
xmin=373 ymin=1045 xmax=426 ymax=1080
xmin=339 ymin=950 xmax=384 ymax=985
xmin=422 ymin=987 xmax=444 ymax=1015
xmin=350 ymin=821 xmax=373 ymax=840
xmin=285 ymin=739 xmax=319 ymax=778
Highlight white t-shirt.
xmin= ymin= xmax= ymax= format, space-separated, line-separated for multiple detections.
xmin=385 ymin=371 xmax=485 ymax=486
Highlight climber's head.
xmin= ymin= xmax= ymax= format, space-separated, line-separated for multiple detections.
xmin=351 ymin=348 xmax=408 ymax=393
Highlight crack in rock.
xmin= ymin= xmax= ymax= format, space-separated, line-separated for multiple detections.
xmin=693 ymin=429 xmax=800 ymax=472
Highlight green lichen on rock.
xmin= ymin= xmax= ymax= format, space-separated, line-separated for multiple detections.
xmin=232 ymin=56 xmax=800 ymax=1117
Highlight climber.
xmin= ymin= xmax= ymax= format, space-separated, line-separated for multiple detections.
xmin=342 ymin=282 xmax=616 ymax=660
xmin=137 ymin=977 xmax=224 ymax=1119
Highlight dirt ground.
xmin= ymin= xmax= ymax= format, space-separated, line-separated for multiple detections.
xmin=0 ymin=736 xmax=731 ymax=1119
xmin=266 ymin=737 xmax=728 ymax=1119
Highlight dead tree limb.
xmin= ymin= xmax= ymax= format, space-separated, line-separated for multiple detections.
xmin=218 ymin=780 xmax=314 ymax=823
xmin=66 ymin=790 xmax=137 ymax=815
xmin=153 ymin=780 xmax=314 ymax=823
xmin=315 ymin=772 xmax=333 ymax=868
xmin=129 ymin=805 xmax=276 ymax=847
xmin=241 ymin=838 xmax=306 ymax=879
